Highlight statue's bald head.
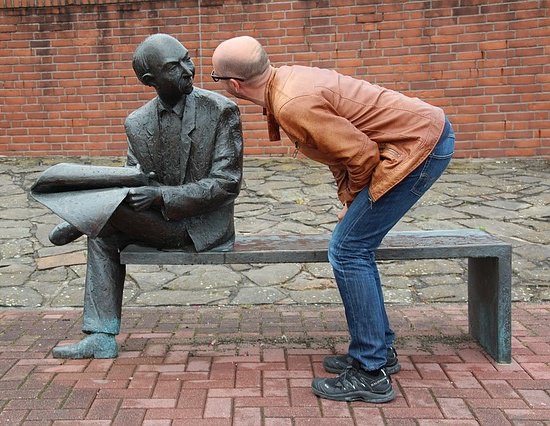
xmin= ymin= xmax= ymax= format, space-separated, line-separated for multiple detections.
xmin=132 ymin=33 xmax=188 ymax=84
xmin=212 ymin=36 xmax=270 ymax=83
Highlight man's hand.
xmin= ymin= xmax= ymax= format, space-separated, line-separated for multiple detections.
xmin=337 ymin=204 xmax=348 ymax=222
xmin=125 ymin=187 xmax=162 ymax=211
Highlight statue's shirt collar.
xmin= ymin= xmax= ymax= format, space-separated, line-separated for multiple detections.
xmin=158 ymin=95 xmax=186 ymax=119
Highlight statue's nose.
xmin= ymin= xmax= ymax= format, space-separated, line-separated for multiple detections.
xmin=180 ymin=60 xmax=195 ymax=77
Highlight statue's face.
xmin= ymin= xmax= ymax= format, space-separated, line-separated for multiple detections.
xmin=147 ymin=40 xmax=195 ymax=104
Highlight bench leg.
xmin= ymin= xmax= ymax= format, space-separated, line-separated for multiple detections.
xmin=468 ymin=254 xmax=512 ymax=363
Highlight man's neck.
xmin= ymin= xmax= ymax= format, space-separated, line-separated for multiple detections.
xmin=242 ymin=66 xmax=274 ymax=108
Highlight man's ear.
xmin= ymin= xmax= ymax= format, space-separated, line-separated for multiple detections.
xmin=229 ymin=78 xmax=241 ymax=93
xmin=141 ymin=73 xmax=156 ymax=88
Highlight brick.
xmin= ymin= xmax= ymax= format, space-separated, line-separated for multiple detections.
xmin=120 ymin=398 xmax=176 ymax=409
xmin=86 ymin=398 xmax=120 ymax=420
xmin=318 ymin=398 xmax=353 ymax=417
xmin=63 ymin=388 xmax=98 ymax=409
xmin=0 ymin=410 xmax=28 ymax=425
xmin=438 ymin=397 xmax=475 ymax=419
xmin=234 ymin=396 xmax=290 ymax=408
xmin=235 ymin=369 xmax=261 ymax=388
xmin=6 ymin=398 xmax=63 ymax=410
xmin=289 ymin=387 xmax=318 ymax=407
xmin=444 ymin=371 xmax=484 ymax=389
xmin=401 ymin=387 xmax=438 ymax=407
xmin=300 ymin=419 xmax=358 ymax=426
xmin=186 ymin=357 xmax=212 ymax=372
xmin=152 ymin=379 xmax=182 ymax=399
xmin=383 ymin=407 xmax=445 ymax=419
xmin=112 ymin=408 xmax=146 ymax=426
xmin=416 ymin=421 xmax=479 ymax=426
xmin=263 ymin=378 xmax=289 ymax=397
xmin=505 ymin=408 xmax=550 ymax=421
xmin=208 ymin=388 xmax=261 ymax=398
xmin=352 ymin=407 xmax=385 ymax=425
xmin=516 ymin=389 xmax=550 ymax=408
xmin=209 ymin=362 xmax=236 ymax=381
xmin=25 ymin=408 xmax=87 ymax=421
xmin=106 ymin=364 xmax=136 ymax=380
xmin=233 ymin=407 xmax=262 ymax=425
xmin=144 ymin=408 xmax=203 ymax=420
xmin=482 ymin=380 xmax=518 ymax=398
xmin=471 ymin=408 xmax=513 ymax=425
xmin=265 ymin=419 xmax=293 ymax=426
xmin=467 ymin=398 xmax=529 ymax=409
xmin=203 ymin=397 xmax=232 ymax=418
xmin=176 ymin=388 xmax=207 ymax=409
xmin=263 ymin=406 xmax=321 ymax=417
xmin=415 ymin=363 xmax=448 ymax=380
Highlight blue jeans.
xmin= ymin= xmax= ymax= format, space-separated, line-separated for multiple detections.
xmin=328 ymin=118 xmax=455 ymax=370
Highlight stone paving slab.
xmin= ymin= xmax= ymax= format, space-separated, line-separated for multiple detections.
xmin=0 ymin=303 xmax=549 ymax=424
xmin=0 ymin=156 xmax=548 ymax=308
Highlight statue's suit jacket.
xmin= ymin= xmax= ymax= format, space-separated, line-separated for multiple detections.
xmin=124 ymin=87 xmax=244 ymax=251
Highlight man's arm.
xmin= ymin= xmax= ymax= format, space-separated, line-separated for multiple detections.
xmin=279 ymin=97 xmax=380 ymax=205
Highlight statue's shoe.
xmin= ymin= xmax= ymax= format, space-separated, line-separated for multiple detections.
xmin=52 ymin=333 xmax=118 ymax=359
xmin=49 ymin=222 xmax=83 ymax=246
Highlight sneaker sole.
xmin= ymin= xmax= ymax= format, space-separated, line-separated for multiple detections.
xmin=386 ymin=363 xmax=401 ymax=375
xmin=312 ymin=386 xmax=396 ymax=403
xmin=324 ymin=362 xmax=401 ymax=375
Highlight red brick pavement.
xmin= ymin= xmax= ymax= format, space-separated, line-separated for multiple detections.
xmin=0 ymin=303 xmax=549 ymax=425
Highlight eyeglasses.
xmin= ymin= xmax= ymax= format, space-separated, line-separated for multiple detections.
xmin=211 ymin=70 xmax=245 ymax=82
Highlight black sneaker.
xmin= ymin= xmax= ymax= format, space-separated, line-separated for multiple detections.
xmin=323 ymin=347 xmax=401 ymax=375
xmin=312 ymin=362 xmax=395 ymax=403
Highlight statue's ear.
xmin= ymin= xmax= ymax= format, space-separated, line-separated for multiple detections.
xmin=141 ymin=73 xmax=156 ymax=87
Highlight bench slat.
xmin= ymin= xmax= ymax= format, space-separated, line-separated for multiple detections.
xmin=120 ymin=229 xmax=510 ymax=265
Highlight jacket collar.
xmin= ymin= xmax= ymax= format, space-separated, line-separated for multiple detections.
xmin=264 ymin=68 xmax=281 ymax=141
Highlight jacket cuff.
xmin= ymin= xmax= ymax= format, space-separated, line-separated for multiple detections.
xmin=339 ymin=190 xmax=354 ymax=206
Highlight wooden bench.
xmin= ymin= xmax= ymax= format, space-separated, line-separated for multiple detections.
xmin=121 ymin=229 xmax=512 ymax=364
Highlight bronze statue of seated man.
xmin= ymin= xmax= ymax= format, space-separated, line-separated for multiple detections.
xmin=33 ymin=33 xmax=243 ymax=359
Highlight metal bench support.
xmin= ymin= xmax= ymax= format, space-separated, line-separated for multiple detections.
xmin=468 ymin=252 xmax=513 ymax=363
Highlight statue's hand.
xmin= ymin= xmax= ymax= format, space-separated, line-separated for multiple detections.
xmin=125 ymin=187 xmax=162 ymax=211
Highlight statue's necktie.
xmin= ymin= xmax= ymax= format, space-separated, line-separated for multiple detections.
xmin=159 ymin=109 xmax=182 ymax=185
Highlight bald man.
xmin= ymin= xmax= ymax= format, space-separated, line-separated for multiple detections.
xmin=212 ymin=36 xmax=455 ymax=404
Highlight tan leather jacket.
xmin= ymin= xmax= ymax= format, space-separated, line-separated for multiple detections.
xmin=264 ymin=66 xmax=446 ymax=203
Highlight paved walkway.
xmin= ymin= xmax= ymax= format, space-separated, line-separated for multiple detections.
xmin=0 ymin=156 xmax=549 ymax=424
xmin=0 ymin=156 xmax=548 ymax=307
xmin=1 ymin=303 xmax=549 ymax=425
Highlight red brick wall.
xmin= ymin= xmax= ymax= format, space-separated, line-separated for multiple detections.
xmin=1 ymin=0 xmax=548 ymax=158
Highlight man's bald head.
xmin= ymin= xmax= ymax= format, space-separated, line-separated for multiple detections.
xmin=212 ymin=36 xmax=270 ymax=83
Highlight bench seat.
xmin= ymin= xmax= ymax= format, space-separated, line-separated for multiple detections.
xmin=121 ymin=229 xmax=512 ymax=363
